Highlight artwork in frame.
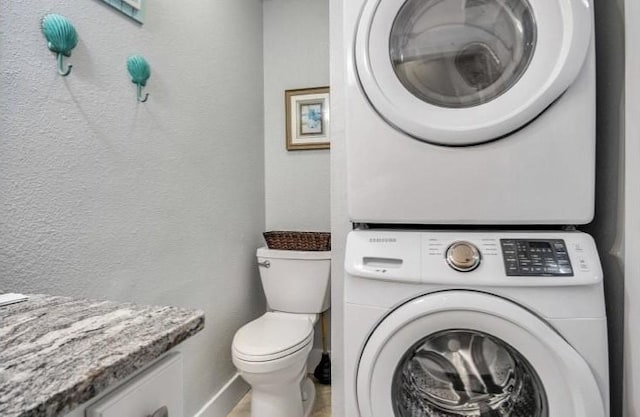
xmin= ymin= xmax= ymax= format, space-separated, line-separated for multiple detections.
xmin=285 ymin=87 xmax=330 ymax=151
xmin=100 ymin=0 xmax=146 ymax=23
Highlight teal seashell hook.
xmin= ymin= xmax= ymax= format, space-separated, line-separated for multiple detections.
xmin=41 ymin=14 xmax=78 ymax=76
xmin=127 ymin=55 xmax=151 ymax=103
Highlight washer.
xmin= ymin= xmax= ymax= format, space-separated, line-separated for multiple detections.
xmin=344 ymin=230 xmax=609 ymax=417
xmin=345 ymin=0 xmax=595 ymax=224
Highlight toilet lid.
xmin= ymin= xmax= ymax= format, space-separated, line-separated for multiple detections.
xmin=233 ymin=312 xmax=314 ymax=362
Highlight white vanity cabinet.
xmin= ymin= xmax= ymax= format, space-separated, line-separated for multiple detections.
xmin=84 ymin=353 xmax=183 ymax=417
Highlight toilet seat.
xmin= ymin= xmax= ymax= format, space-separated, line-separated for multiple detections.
xmin=232 ymin=312 xmax=314 ymax=362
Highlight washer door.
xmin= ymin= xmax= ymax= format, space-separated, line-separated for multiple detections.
xmin=355 ymin=0 xmax=592 ymax=145
xmin=356 ymin=292 xmax=605 ymax=417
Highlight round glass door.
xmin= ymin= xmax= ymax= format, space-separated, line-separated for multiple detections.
xmin=355 ymin=292 xmax=605 ymax=417
xmin=392 ymin=330 xmax=547 ymax=417
xmin=390 ymin=0 xmax=537 ymax=108
xmin=354 ymin=0 xmax=592 ymax=145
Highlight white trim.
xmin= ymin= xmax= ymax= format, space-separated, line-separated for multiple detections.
xmin=624 ymin=0 xmax=639 ymax=414
xmin=192 ymin=373 xmax=249 ymax=417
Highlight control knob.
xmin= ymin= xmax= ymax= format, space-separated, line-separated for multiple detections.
xmin=446 ymin=241 xmax=481 ymax=272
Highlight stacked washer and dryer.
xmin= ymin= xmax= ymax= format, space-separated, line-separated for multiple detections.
xmin=342 ymin=0 xmax=609 ymax=416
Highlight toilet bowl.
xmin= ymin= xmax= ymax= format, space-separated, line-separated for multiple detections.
xmin=231 ymin=247 xmax=331 ymax=417
xmin=233 ymin=312 xmax=317 ymax=417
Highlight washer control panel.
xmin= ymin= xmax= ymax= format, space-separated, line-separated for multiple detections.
xmin=500 ymin=239 xmax=573 ymax=277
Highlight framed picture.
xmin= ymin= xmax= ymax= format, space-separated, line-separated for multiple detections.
xmin=100 ymin=0 xmax=146 ymax=23
xmin=285 ymin=87 xmax=330 ymax=151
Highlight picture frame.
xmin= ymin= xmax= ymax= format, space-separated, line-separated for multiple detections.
xmin=285 ymin=87 xmax=330 ymax=151
xmin=100 ymin=0 xmax=146 ymax=24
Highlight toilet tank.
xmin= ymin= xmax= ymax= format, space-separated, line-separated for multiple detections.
xmin=257 ymin=247 xmax=331 ymax=313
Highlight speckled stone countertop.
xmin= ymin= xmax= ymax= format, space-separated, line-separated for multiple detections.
xmin=0 ymin=294 xmax=205 ymax=417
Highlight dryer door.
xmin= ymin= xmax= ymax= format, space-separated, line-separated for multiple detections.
xmin=356 ymin=291 xmax=605 ymax=417
xmin=355 ymin=0 xmax=592 ymax=145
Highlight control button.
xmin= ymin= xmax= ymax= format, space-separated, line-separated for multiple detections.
xmin=446 ymin=241 xmax=481 ymax=272
xmin=578 ymin=258 xmax=589 ymax=272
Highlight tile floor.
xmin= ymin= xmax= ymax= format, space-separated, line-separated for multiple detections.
xmin=227 ymin=377 xmax=331 ymax=417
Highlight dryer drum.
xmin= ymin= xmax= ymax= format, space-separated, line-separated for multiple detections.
xmin=391 ymin=330 xmax=548 ymax=417
xmin=389 ymin=0 xmax=537 ymax=109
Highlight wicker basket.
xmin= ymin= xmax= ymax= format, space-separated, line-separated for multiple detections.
xmin=263 ymin=231 xmax=331 ymax=251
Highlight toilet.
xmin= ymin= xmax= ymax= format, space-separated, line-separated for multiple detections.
xmin=232 ymin=247 xmax=331 ymax=417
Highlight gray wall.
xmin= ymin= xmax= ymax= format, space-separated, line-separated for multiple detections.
xmin=584 ymin=1 xmax=626 ymax=416
xmin=0 ymin=1 xmax=265 ymax=416
xmin=263 ymin=0 xmax=331 ymax=358
xmin=263 ymin=0 xmax=331 ymax=233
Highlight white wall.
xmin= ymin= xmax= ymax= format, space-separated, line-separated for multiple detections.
xmin=263 ymin=0 xmax=331 ymax=232
xmin=0 ymin=2 xmax=265 ymax=416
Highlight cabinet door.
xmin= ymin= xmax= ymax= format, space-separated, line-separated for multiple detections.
xmin=86 ymin=353 xmax=183 ymax=417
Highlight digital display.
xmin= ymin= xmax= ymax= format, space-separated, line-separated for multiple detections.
xmin=529 ymin=241 xmax=551 ymax=250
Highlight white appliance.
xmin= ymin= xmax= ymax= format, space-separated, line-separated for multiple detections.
xmin=345 ymin=0 xmax=596 ymax=224
xmin=232 ymin=248 xmax=331 ymax=417
xmin=344 ymin=230 xmax=609 ymax=417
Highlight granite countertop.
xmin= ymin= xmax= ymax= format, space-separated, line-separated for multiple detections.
xmin=0 ymin=294 xmax=205 ymax=417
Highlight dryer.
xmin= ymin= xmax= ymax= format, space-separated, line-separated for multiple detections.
xmin=345 ymin=0 xmax=595 ymax=224
xmin=344 ymin=230 xmax=609 ymax=417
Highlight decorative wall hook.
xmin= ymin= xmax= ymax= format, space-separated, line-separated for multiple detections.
xmin=41 ymin=14 xmax=78 ymax=76
xmin=127 ymin=55 xmax=151 ymax=102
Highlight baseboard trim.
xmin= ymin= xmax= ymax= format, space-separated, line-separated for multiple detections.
xmin=193 ymin=373 xmax=249 ymax=417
